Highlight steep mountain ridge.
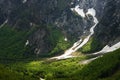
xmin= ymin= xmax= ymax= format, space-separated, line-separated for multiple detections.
xmin=0 ymin=0 xmax=119 ymax=56
xmin=94 ymin=0 xmax=120 ymax=46
xmin=0 ymin=0 xmax=120 ymax=80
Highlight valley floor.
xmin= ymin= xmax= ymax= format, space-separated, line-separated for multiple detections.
xmin=0 ymin=48 xmax=120 ymax=80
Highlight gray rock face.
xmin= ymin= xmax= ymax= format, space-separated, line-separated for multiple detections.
xmin=0 ymin=0 xmax=119 ymax=55
xmin=94 ymin=0 xmax=120 ymax=46
xmin=0 ymin=0 xmax=96 ymax=37
xmin=0 ymin=0 xmax=93 ymax=54
xmin=29 ymin=28 xmax=48 ymax=54
xmin=74 ymin=0 xmax=120 ymax=47
xmin=77 ymin=0 xmax=106 ymax=19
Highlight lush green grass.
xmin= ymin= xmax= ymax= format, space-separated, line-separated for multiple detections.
xmin=0 ymin=26 xmax=26 ymax=58
xmin=1 ymin=48 xmax=120 ymax=80
xmin=0 ymin=64 xmax=37 ymax=80
xmin=46 ymin=25 xmax=71 ymax=55
xmin=0 ymin=25 xmax=120 ymax=80
xmin=0 ymin=24 xmax=73 ymax=59
xmin=5 ymin=55 xmax=86 ymax=80
xmin=72 ymin=48 xmax=120 ymax=80
xmin=80 ymin=37 xmax=103 ymax=53
xmin=101 ymin=69 xmax=120 ymax=80
xmin=0 ymin=25 xmax=35 ymax=59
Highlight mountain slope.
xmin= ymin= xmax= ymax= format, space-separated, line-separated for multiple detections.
xmin=0 ymin=64 xmax=37 ymax=80
xmin=2 ymin=48 xmax=120 ymax=80
xmin=0 ymin=0 xmax=120 ymax=80
xmin=0 ymin=0 xmax=112 ymax=56
xmin=94 ymin=0 xmax=120 ymax=46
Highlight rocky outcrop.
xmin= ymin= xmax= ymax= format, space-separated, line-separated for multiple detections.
xmin=0 ymin=0 xmax=93 ymax=55
xmin=0 ymin=0 xmax=119 ymax=55
xmin=94 ymin=0 xmax=120 ymax=46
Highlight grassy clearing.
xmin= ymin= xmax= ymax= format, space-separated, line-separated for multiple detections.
xmin=0 ymin=48 xmax=120 ymax=80
xmin=46 ymin=25 xmax=71 ymax=56
xmin=5 ymin=56 xmax=86 ymax=80
xmin=0 ymin=64 xmax=37 ymax=80
xmin=0 ymin=25 xmax=36 ymax=59
xmin=80 ymin=37 xmax=103 ymax=53
xmin=72 ymin=48 xmax=120 ymax=80
xmin=0 ymin=25 xmax=120 ymax=80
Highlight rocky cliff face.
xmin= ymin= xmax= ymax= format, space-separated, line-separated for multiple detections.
xmin=77 ymin=0 xmax=106 ymax=19
xmin=0 ymin=0 xmax=119 ymax=56
xmin=94 ymin=0 xmax=120 ymax=46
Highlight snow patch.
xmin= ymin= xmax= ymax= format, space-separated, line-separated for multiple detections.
xmin=64 ymin=37 xmax=68 ymax=41
xmin=71 ymin=5 xmax=85 ymax=18
xmin=30 ymin=22 xmax=33 ymax=26
xmin=86 ymin=8 xmax=96 ymax=17
xmin=22 ymin=0 xmax=27 ymax=3
xmin=93 ymin=42 xmax=120 ymax=55
xmin=80 ymin=56 xmax=101 ymax=64
xmin=83 ymin=31 xmax=86 ymax=33
xmin=0 ymin=19 xmax=8 ymax=28
xmin=25 ymin=40 xmax=29 ymax=46
xmin=71 ymin=2 xmax=74 ymax=5
xmin=40 ymin=78 xmax=45 ymax=80
xmin=51 ymin=39 xmax=82 ymax=59
xmin=82 ymin=42 xmax=120 ymax=64
xmin=51 ymin=8 xmax=99 ymax=60
xmin=51 ymin=8 xmax=120 ymax=60
xmin=70 ymin=8 xmax=98 ymax=52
